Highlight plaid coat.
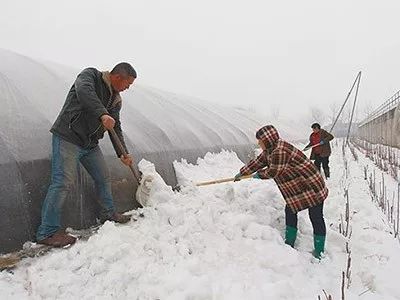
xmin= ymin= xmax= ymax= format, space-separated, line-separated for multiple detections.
xmin=241 ymin=125 xmax=328 ymax=213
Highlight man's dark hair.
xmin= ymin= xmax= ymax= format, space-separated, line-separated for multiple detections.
xmin=311 ymin=123 xmax=321 ymax=129
xmin=111 ymin=62 xmax=137 ymax=78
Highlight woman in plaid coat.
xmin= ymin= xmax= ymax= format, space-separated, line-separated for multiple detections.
xmin=235 ymin=125 xmax=328 ymax=258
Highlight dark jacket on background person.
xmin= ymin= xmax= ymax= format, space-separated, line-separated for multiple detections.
xmin=240 ymin=125 xmax=328 ymax=213
xmin=306 ymin=129 xmax=334 ymax=160
xmin=50 ymin=68 xmax=128 ymax=156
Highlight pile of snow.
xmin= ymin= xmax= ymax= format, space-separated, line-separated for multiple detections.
xmin=1 ymin=144 xmax=400 ymax=299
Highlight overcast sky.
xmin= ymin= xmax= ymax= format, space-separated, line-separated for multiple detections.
xmin=1 ymin=0 xmax=399 ymax=124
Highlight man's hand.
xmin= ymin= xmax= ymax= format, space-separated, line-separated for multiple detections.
xmin=101 ymin=114 xmax=115 ymax=130
xmin=120 ymin=154 xmax=133 ymax=166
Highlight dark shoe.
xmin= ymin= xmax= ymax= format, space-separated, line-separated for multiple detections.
xmin=37 ymin=230 xmax=76 ymax=248
xmin=106 ymin=212 xmax=132 ymax=224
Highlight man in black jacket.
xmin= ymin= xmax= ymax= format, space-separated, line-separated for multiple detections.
xmin=36 ymin=63 xmax=136 ymax=247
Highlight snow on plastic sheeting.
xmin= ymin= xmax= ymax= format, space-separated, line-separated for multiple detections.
xmin=0 ymin=48 xmax=301 ymax=163
xmin=0 ymin=73 xmax=51 ymax=163
xmin=173 ymin=149 xmax=245 ymax=187
xmin=0 ymin=49 xmax=73 ymax=122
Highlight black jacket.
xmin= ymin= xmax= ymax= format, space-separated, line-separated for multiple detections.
xmin=50 ymin=68 xmax=128 ymax=156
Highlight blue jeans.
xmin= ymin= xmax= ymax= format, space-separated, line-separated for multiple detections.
xmin=36 ymin=135 xmax=115 ymax=241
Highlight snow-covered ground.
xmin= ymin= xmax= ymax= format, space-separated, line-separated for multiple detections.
xmin=1 ymin=142 xmax=400 ymax=299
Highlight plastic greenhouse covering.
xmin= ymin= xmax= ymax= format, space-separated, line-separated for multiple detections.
xmin=0 ymin=49 xmax=292 ymax=252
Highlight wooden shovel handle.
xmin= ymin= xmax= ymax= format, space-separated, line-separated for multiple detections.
xmin=109 ymin=128 xmax=141 ymax=182
xmin=196 ymin=174 xmax=253 ymax=186
xmin=304 ymin=143 xmax=323 ymax=151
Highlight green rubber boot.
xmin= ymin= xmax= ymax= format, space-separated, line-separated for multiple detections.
xmin=313 ymin=234 xmax=326 ymax=259
xmin=285 ymin=226 xmax=297 ymax=247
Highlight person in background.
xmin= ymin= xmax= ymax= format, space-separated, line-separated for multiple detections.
xmin=36 ymin=63 xmax=136 ymax=247
xmin=234 ymin=125 xmax=328 ymax=259
xmin=304 ymin=123 xmax=334 ymax=179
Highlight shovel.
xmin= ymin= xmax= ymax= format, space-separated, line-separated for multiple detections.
xmin=108 ymin=128 xmax=152 ymax=206
xmin=109 ymin=128 xmax=141 ymax=182
xmin=303 ymin=142 xmax=324 ymax=151
xmin=195 ymin=174 xmax=253 ymax=186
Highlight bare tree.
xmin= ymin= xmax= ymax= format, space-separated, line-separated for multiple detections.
xmin=309 ymin=106 xmax=326 ymax=124
xmin=343 ymin=104 xmax=353 ymax=124
xmin=361 ymin=101 xmax=375 ymax=120
xmin=329 ymin=102 xmax=339 ymax=125
xmin=270 ymin=104 xmax=280 ymax=120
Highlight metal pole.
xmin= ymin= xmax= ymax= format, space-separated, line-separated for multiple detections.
xmin=330 ymin=72 xmax=361 ymax=133
xmin=346 ymin=72 xmax=362 ymax=145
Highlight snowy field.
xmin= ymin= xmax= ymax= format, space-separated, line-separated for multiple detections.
xmin=1 ymin=142 xmax=400 ymax=299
